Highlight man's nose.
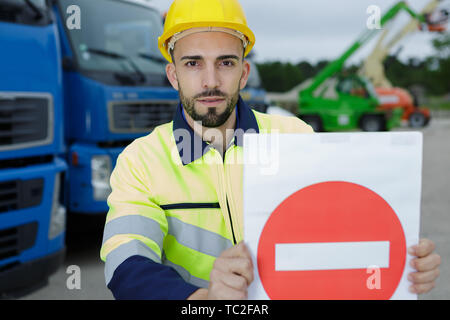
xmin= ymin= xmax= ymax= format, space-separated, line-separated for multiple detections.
xmin=201 ymin=63 xmax=221 ymax=89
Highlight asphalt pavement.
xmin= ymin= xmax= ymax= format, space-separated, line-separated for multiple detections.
xmin=20 ymin=118 xmax=450 ymax=300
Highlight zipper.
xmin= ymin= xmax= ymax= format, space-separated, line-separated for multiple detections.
xmin=213 ymin=147 xmax=237 ymax=246
xmin=226 ymin=197 xmax=237 ymax=245
xmin=223 ymin=146 xmax=242 ymax=245
xmin=160 ymin=203 xmax=220 ymax=210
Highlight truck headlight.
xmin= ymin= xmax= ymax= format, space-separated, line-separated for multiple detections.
xmin=91 ymin=155 xmax=112 ymax=201
xmin=49 ymin=173 xmax=66 ymax=239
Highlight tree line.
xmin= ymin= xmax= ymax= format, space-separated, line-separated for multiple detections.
xmin=255 ymin=33 xmax=450 ymax=96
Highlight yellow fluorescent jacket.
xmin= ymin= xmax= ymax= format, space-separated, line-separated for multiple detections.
xmin=100 ymin=96 xmax=313 ymax=288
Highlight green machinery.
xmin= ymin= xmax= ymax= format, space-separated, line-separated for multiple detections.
xmin=298 ymin=1 xmax=441 ymax=132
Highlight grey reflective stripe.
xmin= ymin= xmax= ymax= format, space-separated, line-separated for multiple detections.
xmin=104 ymin=239 xmax=161 ymax=285
xmin=166 ymin=216 xmax=233 ymax=257
xmin=163 ymin=256 xmax=209 ymax=289
xmin=102 ymin=215 xmax=165 ymax=251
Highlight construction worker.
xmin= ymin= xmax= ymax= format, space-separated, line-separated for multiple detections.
xmin=100 ymin=0 xmax=441 ymax=300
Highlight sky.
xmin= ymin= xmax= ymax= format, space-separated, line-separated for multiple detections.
xmin=148 ymin=0 xmax=449 ymax=65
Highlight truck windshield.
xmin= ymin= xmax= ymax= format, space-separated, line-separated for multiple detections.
xmin=58 ymin=0 xmax=166 ymax=77
xmin=0 ymin=0 xmax=50 ymax=25
xmin=362 ymin=77 xmax=379 ymax=100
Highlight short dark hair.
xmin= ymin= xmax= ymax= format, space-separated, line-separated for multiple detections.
xmin=170 ymin=49 xmax=175 ymax=64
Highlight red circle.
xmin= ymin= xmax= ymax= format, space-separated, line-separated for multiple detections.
xmin=257 ymin=181 xmax=406 ymax=300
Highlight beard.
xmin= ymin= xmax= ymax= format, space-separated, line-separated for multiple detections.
xmin=179 ymin=84 xmax=240 ymax=128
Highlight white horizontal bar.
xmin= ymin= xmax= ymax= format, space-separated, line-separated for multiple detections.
xmin=275 ymin=241 xmax=390 ymax=271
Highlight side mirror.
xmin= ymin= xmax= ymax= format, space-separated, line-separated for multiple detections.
xmin=62 ymin=56 xmax=76 ymax=71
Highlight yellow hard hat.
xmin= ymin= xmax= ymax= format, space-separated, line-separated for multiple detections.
xmin=158 ymin=0 xmax=255 ymax=63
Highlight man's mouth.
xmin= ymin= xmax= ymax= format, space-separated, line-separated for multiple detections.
xmin=197 ymin=96 xmax=226 ymax=106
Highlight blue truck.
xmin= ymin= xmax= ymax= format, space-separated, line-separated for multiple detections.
xmin=53 ymin=0 xmax=266 ymax=222
xmin=0 ymin=0 xmax=269 ymax=297
xmin=0 ymin=0 xmax=67 ymax=297
xmin=52 ymin=0 xmax=179 ymax=221
xmin=0 ymin=0 xmax=177 ymax=297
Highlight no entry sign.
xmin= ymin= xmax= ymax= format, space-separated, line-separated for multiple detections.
xmin=257 ymin=181 xmax=406 ymax=300
xmin=244 ymin=133 xmax=422 ymax=300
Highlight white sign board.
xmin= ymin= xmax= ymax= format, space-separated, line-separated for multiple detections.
xmin=243 ymin=132 xmax=422 ymax=300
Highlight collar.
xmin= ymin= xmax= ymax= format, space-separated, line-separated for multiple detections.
xmin=173 ymin=95 xmax=260 ymax=166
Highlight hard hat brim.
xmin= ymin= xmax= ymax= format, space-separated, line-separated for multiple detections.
xmin=158 ymin=21 xmax=255 ymax=63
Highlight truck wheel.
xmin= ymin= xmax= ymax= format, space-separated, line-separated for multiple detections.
xmin=409 ymin=112 xmax=427 ymax=128
xmin=300 ymin=115 xmax=323 ymax=132
xmin=360 ymin=115 xmax=386 ymax=132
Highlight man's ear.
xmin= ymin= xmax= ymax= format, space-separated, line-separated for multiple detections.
xmin=239 ymin=60 xmax=251 ymax=90
xmin=166 ymin=63 xmax=179 ymax=91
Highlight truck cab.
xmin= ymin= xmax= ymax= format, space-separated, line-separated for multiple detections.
xmin=52 ymin=0 xmax=179 ymax=217
xmin=0 ymin=0 xmax=67 ymax=297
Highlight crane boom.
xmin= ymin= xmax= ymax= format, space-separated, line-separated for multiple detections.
xmin=301 ymin=1 xmax=425 ymax=98
xmin=360 ymin=0 xmax=444 ymax=87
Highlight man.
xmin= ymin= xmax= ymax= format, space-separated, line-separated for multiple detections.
xmin=100 ymin=0 xmax=441 ymax=300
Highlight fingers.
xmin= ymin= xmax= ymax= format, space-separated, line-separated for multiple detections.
xmin=208 ymin=264 xmax=250 ymax=300
xmin=213 ymin=255 xmax=254 ymax=285
xmin=221 ymin=241 xmax=252 ymax=259
xmin=217 ymin=242 xmax=254 ymax=284
xmin=409 ymin=281 xmax=436 ymax=294
xmin=407 ymin=238 xmax=441 ymax=295
xmin=208 ymin=242 xmax=255 ymax=300
xmin=410 ymin=252 xmax=441 ymax=272
xmin=208 ymin=275 xmax=248 ymax=300
xmin=210 ymin=268 xmax=248 ymax=292
xmin=408 ymin=238 xmax=435 ymax=258
xmin=408 ymin=268 xmax=440 ymax=284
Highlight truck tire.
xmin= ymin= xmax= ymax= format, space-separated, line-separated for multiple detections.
xmin=299 ymin=115 xmax=323 ymax=132
xmin=409 ymin=112 xmax=427 ymax=128
xmin=360 ymin=115 xmax=386 ymax=132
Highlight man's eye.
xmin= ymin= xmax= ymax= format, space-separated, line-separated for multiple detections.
xmin=221 ymin=60 xmax=235 ymax=67
xmin=185 ymin=61 xmax=198 ymax=67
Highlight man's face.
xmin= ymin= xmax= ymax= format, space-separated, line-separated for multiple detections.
xmin=166 ymin=31 xmax=250 ymax=128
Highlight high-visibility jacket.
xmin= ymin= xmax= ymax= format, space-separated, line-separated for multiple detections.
xmin=100 ymin=96 xmax=313 ymax=289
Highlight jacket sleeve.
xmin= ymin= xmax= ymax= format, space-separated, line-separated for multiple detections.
xmin=107 ymin=255 xmax=199 ymax=300
xmin=100 ymin=146 xmax=196 ymax=299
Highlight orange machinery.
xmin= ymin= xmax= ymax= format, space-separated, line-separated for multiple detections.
xmin=376 ymin=87 xmax=431 ymax=127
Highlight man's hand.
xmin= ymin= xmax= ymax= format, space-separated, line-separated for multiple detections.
xmin=408 ymin=238 xmax=441 ymax=294
xmin=207 ymin=241 xmax=254 ymax=300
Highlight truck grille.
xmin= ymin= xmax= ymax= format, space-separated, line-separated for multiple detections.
xmin=0 ymin=93 xmax=52 ymax=150
xmin=0 ymin=179 xmax=44 ymax=214
xmin=109 ymin=101 xmax=178 ymax=133
xmin=0 ymin=222 xmax=38 ymax=261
